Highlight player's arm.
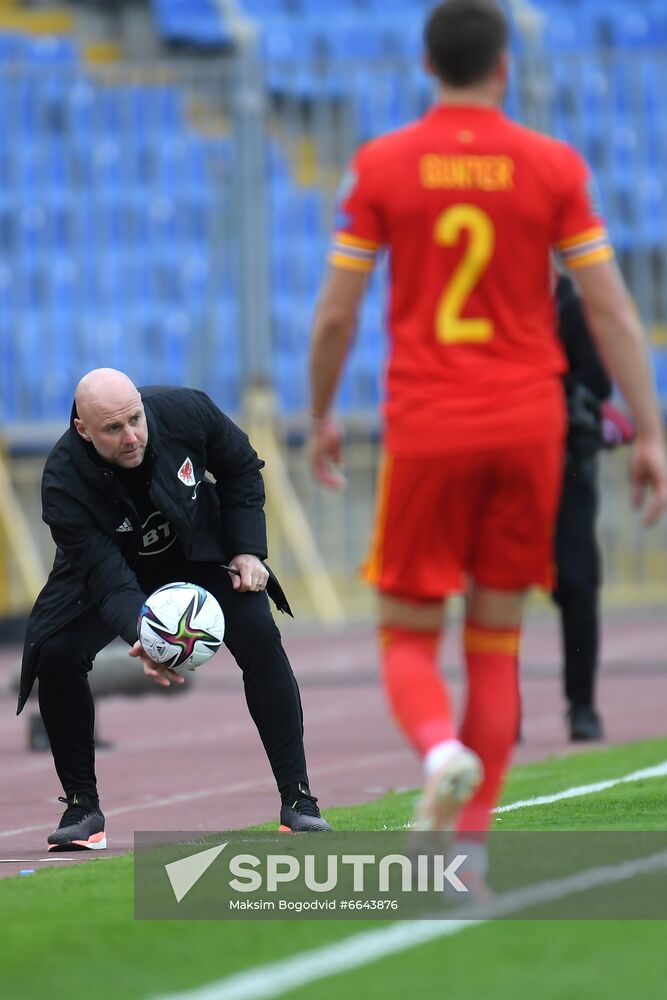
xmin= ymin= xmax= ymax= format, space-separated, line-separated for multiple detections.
xmin=309 ymin=267 xmax=370 ymax=489
xmin=555 ymin=148 xmax=667 ymax=524
xmin=570 ymin=259 xmax=667 ymax=524
xmin=308 ymin=147 xmax=384 ymax=489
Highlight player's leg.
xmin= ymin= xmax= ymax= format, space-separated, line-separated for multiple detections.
xmin=378 ymin=592 xmax=483 ymax=831
xmin=553 ymin=455 xmax=603 ymax=740
xmin=456 ymin=584 xmax=524 ymax=835
xmin=365 ymin=452 xmax=483 ymax=831
xmin=35 ymin=609 xmax=116 ymax=849
xmin=196 ymin=565 xmax=330 ymax=832
xmin=457 ymin=438 xmax=564 ymax=836
xmin=377 ymin=592 xmax=450 ymax=752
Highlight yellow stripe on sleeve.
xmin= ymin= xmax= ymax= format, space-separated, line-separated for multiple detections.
xmin=328 ymin=251 xmax=376 ymax=272
xmin=566 ymin=246 xmax=614 ymax=268
xmin=557 ymin=226 xmax=606 ymax=251
xmin=334 ymin=232 xmax=381 ymax=251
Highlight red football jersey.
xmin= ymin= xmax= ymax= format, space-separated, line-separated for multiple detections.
xmin=330 ymin=104 xmax=613 ymax=454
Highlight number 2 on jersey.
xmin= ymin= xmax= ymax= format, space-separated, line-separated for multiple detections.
xmin=434 ymin=204 xmax=495 ymax=344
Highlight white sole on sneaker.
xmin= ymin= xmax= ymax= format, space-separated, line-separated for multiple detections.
xmin=414 ymin=748 xmax=483 ymax=832
xmin=48 ymin=832 xmax=107 ymax=851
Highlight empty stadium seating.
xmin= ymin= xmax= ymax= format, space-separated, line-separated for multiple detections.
xmin=0 ymin=36 xmax=241 ymax=420
xmin=150 ymin=0 xmax=230 ymax=48
xmin=1 ymin=0 xmax=666 ymax=423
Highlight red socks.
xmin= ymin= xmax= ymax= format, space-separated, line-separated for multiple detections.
xmin=380 ymin=621 xmax=521 ymax=834
xmin=456 ymin=622 xmax=521 ymax=833
xmin=379 ymin=625 xmax=456 ymax=756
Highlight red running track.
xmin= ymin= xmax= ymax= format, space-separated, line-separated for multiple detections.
xmin=0 ymin=607 xmax=665 ymax=879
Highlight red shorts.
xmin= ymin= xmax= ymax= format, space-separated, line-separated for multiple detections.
xmin=362 ymin=441 xmax=564 ymax=597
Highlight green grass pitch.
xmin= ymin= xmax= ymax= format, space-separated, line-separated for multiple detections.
xmin=2 ymin=737 xmax=667 ymax=1000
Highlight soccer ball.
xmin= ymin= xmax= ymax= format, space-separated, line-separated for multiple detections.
xmin=137 ymin=582 xmax=225 ymax=671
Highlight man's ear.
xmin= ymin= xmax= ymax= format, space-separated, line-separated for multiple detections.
xmin=496 ymin=51 xmax=510 ymax=87
xmin=74 ymin=417 xmax=91 ymax=442
xmin=423 ymin=51 xmax=436 ymax=79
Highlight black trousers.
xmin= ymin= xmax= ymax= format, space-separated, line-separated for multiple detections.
xmin=552 ymin=454 xmax=601 ymax=709
xmin=36 ymin=564 xmax=308 ymax=802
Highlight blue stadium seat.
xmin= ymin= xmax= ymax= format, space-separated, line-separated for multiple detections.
xmin=261 ymin=21 xmax=325 ymax=62
xmin=0 ymin=32 xmax=27 ymax=64
xmin=652 ymin=350 xmax=667 ymax=400
xmin=242 ymin=0 xmax=294 ymax=15
xmin=382 ymin=17 xmax=426 ymax=59
xmin=47 ymin=254 xmax=80 ymax=314
xmin=609 ymin=121 xmax=641 ymax=179
xmin=271 ymin=298 xmax=311 ymax=355
xmin=129 ymin=85 xmax=185 ymax=134
xmin=13 ymin=314 xmax=48 ymax=419
xmin=60 ymin=81 xmax=93 ymax=140
xmin=25 ymin=36 xmax=79 ymax=66
xmin=354 ymin=67 xmax=416 ymax=137
xmin=608 ymin=9 xmax=667 ymax=47
xmin=635 ymin=174 xmax=667 ymax=246
xmin=269 ymin=189 xmax=323 ymax=240
xmin=89 ymin=311 xmax=128 ymax=373
xmin=274 ymin=352 xmax=308 ymax=412
xmin=323 ymin=20 xmax=389 ymax=61
xmin=367 ymin=0 xmax=426 ymax=13
xmin=3 ymin=10 xmax=666 ymax=421
xmin=300 ymin=0 xmax=362 ymax=16
xmin=193 ymin=300 xmax=241 ymax=409
xmin=0 ymin=304 xmax=15 ymax=420
xmin=151 ymin=0 xmax=230 ymax=47
xmin=142 ymin=193 xmax=178 ymax=248
xmin=579 ymin=60 xmax=611 ymax=118
xmin=542 ymin=11 xmax=597 ymax=50
xmin=89 ymin=138 xmax=129 ymax=190
xmin=340 ymin=357 xmax=382 ymax=410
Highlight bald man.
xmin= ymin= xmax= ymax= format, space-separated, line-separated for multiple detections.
xmin=19 ymin=371 xmax=331 ymax=849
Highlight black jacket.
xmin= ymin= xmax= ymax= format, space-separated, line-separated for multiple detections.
xmin=557 ymin=275 xmax=612 ymax=403
xmin=17 ymin=385 xmax=290 ymax=714
xmin=556 ymin=276 xmax=612 ymax=459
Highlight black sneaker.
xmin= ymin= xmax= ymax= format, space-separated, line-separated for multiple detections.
xmin=279 ymin=783 xmax=332 ymax=833
xmin=47 ymin=793 xmax=106 ymax=851
xmin=568 ymin=704 xmax=604 ymax=742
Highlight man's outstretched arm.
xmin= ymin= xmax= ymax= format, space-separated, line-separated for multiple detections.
xmin=308 ymin=267 xmax=369 ymax=489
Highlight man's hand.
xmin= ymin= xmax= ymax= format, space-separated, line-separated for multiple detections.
xmin=128 ymin=640 xmax=185 ymax=687
xmin=227 ymin=554 xmax=269 ymax=592
xmin=308 ymin=414 xmax=346 ymax=490
xmin=630 ymin=435 xmax=667 ymax=526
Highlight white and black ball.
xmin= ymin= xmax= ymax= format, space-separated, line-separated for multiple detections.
xmin=137 ymin=582 xmax=224 ymax=671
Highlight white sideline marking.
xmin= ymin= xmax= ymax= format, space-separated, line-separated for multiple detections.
xmin=4 ymin=756 xmax=667 ymax=842
xmin=394 ymin=760 xmax=667 ymax=830
xmin=0 ymin=750 xmax=408 ymax=839
xmin=150 ymin=850 xmax=667 ymax=1000
xmin=494 ymin=761 xmax=667 ymax=814
xmin=0 ymin=858 xmax=78 ymax=863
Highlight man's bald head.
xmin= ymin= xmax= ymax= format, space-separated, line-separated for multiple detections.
xmin=75 ymin=368 xmax=139 ymax=420
xmin=74 ymin=368 xmax=148 ymax=469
